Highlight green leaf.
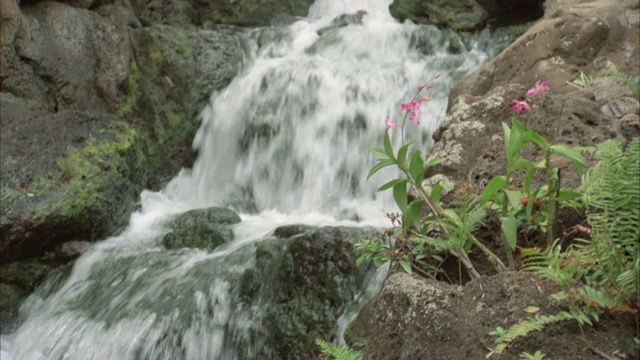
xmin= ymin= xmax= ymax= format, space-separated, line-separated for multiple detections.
xmin=373 ymin=257 xmax=382 ymax=268
xmin=367 ymin=158 xmax=395 ymax=180
xmin=402 ymin=199 xmax=424 ymax=234
xmin=383 ymin=130 xmax=395 ymax=160
xmin=551 ymin=144 xmax=586 ymax=176
xmin=478 ymin=176 xmax=506 ymax=206
xmin=409 ymin=151 xmax=425 ymax=184
xmin=396 ymin=139 xmax=415 ymax=171
xmin=378 ymin=178 xmax=408 ymax=192
xmin=502 ymin=215 xmax=518 ymax=250
xmin=369 ymin=147 xmax=388 ymax=158
xmin=423 ymin=157 xmax=443 ymax=171
xmin=508 ymin=158 xmax=534 ymax=173
xmin=506 ymin=119 xmax=530 ymax=161
xmin=523 ymin=167 xmax=538 ymax=196
xmin=504 ymin=189 xmax=523 ymax=210
xmin=393 ymin=181 xmax=408 ymax=211
xmin=399 ymin=260 xmax=412 ymax=274
xmin=558 ymin=189 xmax=581 ymax=202
xmin=430 ymin=184 xmax=444 ymax=204
xmin=528 ymin=130 xmax=549 ymax=150
xmin=502 ymin=122 xmax=512 ymax=159
xmin=525 ymin=189 xmax=540 ymax=219
xmin=355 ymin=255 xmax=367 ymax=268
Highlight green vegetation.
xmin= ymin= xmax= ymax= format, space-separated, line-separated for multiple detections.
xmin=354 ymin=79 xmax=639 ymax=357
xmin=29 ymin=122 xmax=146 ymax=233
xmin=315 ymin=338 xmax=363 ymax=360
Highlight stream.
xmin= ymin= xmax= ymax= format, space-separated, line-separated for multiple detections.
xmin=1 ymin=0 xmax=511 ymax=358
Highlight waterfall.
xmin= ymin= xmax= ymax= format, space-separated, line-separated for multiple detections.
xmin=1 ymin=0 xmax=507 ymax=359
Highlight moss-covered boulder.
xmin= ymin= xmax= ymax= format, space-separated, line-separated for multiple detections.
xmin=389 ymin=0 xmax=489 ymax=31
xmin=162 ymin=207 xmax=241 ymax=251
xmin=0 ymin=119 xmax=147 ymax=263
xmin=122 ymin=25 xmax=245 ymax=188
xmin=0 ymin=283 xmax=26 ymax=333
xmin=244 ymin=225 xmax=385 ymax=359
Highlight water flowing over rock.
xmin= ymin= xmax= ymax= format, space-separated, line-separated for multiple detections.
xmin=163 ymin=207 xmax=241 ymax=251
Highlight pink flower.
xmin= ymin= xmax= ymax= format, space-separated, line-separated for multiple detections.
xmin=420 ymin=96 xmax=430 ymax=102
xmin=401 ymin=101 xmax=420 ymax=113
xmin=510 ymin=100 xmax=531 ymax=114
xmin=526 ymin=80 xmax=550 ymax=98
xmin=419 ymin=84 xmax=433 ymax=91
xmin=409 ymin=111 xmax=420 ymax=124
xmin=385 ymin=116 xmax=398 ymax=129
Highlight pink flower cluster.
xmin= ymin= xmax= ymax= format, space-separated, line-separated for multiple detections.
xmin=385 ymin=75 xmax=439 ymax=130
xmin=401 ymin=100 xmax=421 ymax=124
xmin=510 ymin=80 xmax=550 ymax=114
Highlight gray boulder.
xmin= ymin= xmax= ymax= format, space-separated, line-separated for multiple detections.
xmin=163 ymin=207 xmax=241 ymax=251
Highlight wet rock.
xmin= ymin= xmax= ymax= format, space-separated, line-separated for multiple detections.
xmin=251 ymin=226 xmax=386 ymax=359
xmin=389 ymin=0 xmax=489 ymax=31
xmin=317 ymin=10 xmax=367 ymax=36
xmin=162 ymin=207 xmax=241 ymax=251
xmin=186 ymin=0 xmax=314 ymax=27
xmin=54 ymin=240 xmax=92 ymax=261
xmin=0 ymin=260 xmax=52 ymax=291
xmin=476 ymin=0 xmax=545 ymax=26
xmin=0 ymin=283 xmax=26 ymax=333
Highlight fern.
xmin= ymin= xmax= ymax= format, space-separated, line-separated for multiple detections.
xmin=315 ymin=339 xmax=363 ymax=360
xmin=579 ymin=138 xmax=639 ymax=306
xmin=504 ymin=139 xmax=639 ymax=356
xmin=493 ymin=305 xmax=598 ymax=354
xmin=524 ymin=139 xmax=639 ymax=309
xmin=612 ymin=70 xmax=640 ymax=100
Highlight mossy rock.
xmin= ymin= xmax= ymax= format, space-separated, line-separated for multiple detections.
xmin=121 ymin=25 xmax=244 ymax=188
xmin=162 ymin=207 xmax=241 ymax=251
xmin=0 ymin=120 xmax=147 ymax=263
xmin=248 ymin=226 xmax=384 ymax=359
xmin=389 ymin=0 xmax=488 ymax=31
xmin=192 ymin=0 xmax=315 ymax=27
xmin=0 ymin=283 xmax=26 ymax=333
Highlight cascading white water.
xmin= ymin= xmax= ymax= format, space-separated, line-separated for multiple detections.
xmin=1 ymin=1 xmax=508 ymax=359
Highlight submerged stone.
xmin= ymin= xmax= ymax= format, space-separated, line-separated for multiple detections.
xmin=162 ymin=207 xmax=241 ymax=251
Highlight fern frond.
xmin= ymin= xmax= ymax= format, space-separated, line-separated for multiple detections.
xmin=315 ymin=338 xmax=363 ymax=360
xmin=494 ymin=311 xmax=577 ymax=354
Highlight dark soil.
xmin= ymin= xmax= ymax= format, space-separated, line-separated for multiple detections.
xmin=351 ymin=270 xmax=639 ymax=360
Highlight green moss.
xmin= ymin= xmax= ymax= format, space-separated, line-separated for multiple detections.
xmin=288 ymin=0 xmax=312 ymax=16
xmin=166 ymin=112 xmax=182 ymax=131
xmin=117 ymin=59 xmax=140 ymax=118
xmin=147 ymin=36 xmax=164 ymax=76
xmin=30 ymin=122 xmax=144 ymax=229
xmin=174 ymin=31 xmax=192 ymax=58
xmin=0 ymin=185 xmax=22 ymax=205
